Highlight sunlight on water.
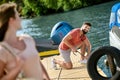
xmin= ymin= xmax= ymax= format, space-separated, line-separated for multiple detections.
xmin=17 ymin=19 xmax=43 ymax=37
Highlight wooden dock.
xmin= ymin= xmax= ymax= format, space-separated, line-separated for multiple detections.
xmin=41 ymin=52 xmax=105 ymax=80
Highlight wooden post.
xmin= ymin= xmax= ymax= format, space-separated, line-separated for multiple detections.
xmin=107 ymin=55 xmax=116 ymax=75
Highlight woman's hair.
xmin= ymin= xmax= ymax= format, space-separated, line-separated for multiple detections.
xmin=0 ymin=2 xmax=17 ymax=41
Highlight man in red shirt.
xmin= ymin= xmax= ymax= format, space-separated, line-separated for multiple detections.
xmin=52 ymin=22 xmax=92 ymax=69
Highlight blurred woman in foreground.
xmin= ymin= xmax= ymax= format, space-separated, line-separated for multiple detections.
xmin=0 ymin=2 xmax=50 ymax=80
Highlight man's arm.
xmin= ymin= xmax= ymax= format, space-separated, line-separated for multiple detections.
xmin=84 ymin=37 xmax=92 ymax=58
xmin=62 ymin=34 xmax=77 ymax=52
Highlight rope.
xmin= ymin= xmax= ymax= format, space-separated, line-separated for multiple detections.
xmin=57 ymin=67 xmax=62 ymax=80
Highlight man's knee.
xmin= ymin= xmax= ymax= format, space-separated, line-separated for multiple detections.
xmin=66 ymin=66 xmax=73 ymax=69
xmin=65 ymin=62 xmax=73 ymax=69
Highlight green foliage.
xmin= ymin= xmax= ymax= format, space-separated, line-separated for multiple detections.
xmin=42 ymin=0 xmax=58 ymax=9
xmin=0 ymin=0 xmax=114 ymax=18
xmin=70 ymin=0 xmax=82 ymax=8
xmin=22 ymin=0 xmax=41 ymax=17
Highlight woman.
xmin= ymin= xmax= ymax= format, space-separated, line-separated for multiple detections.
xmin=0 ymin=2 xmax=50 ymax=80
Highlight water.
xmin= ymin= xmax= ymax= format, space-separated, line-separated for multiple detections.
xmin=18 ymin=0 xmax=119 ymax=50
xmin=17 ymin=0 xmax=119 ymax=77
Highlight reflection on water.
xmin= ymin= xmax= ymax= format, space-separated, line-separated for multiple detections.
xmin=17 ymin=0 xmax=119 ymax=76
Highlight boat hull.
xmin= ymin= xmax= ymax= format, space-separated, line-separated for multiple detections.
xmin=109 ymin=26 xmax=120 ymax=50
xmin=35 ymin=38 xmax=59 ymax=57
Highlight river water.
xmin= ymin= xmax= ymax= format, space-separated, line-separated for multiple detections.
xmin=17 ymin=0 xmax=119 ymax=77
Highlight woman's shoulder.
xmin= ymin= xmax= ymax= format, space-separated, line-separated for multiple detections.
xmin=19 ymin=34 xmax=35 ymax=45
xmin=0 ymin=43 xmax=9 ymax=53
xmin=0 ymin=45 xmax=5 ymax=53
xmin=18 ymin=34 xmax=34 ymax=42
xmin=0 ymin=44 xmax=8 ymax=63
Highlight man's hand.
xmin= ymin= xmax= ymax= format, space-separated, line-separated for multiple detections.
xmin=71 ymin=47 xmax=77 ymax=52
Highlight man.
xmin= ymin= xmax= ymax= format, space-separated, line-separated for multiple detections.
xmin=52 ymin=22 xmax=92 ymax=69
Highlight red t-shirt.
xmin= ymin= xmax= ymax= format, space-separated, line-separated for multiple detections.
xmin=59 ymin=28 xmax=86 ymax=50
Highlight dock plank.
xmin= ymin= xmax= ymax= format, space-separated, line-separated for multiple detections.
xmin=41 ymin=52 xmax=91 ymax=80
xmin=41 ymin=52 xmax=105 ymax=80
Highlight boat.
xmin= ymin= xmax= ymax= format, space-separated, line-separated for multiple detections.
xmin=109 ymin=2 xmax=120 ymax=50
xmin=108 ymin=2 xmax=120 ymax=77
xmin=87 ymin=3 xmax=120 ymax=80
xmin=35 ymin=38 xmax=59 ymax=57
xmin=36 ymin=21 xmax=73 ymax=57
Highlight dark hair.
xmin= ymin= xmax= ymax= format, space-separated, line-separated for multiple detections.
xmin=83 ymin=22 xmax=92 ymax=27
xmin=0 ymin=2 xmax=17 ymax=41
